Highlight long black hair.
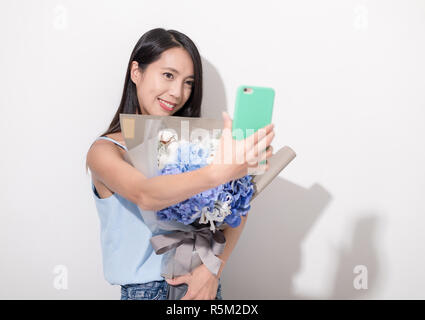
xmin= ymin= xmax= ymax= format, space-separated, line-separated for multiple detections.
xmin=99 ymin=28 xmax=203 ymax=137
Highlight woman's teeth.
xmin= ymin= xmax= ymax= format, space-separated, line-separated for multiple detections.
xmin=158 ymin=98 xmax=176 ymax=110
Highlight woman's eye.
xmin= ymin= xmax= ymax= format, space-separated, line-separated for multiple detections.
xmin=163 ymin=72 xmax=173 ymax=79
xmin=163 ymin=73 xmax=193 ymax=87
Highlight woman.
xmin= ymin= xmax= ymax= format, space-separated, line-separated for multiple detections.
xmin=86 ymin=28 xmax=275 ymax=300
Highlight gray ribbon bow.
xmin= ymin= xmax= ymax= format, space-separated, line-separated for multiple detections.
xmin=150 ymin=227 xmax=226 ymax=277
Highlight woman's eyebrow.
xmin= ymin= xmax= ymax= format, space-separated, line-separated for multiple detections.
xmin=162 ymin=67 xmax=194 ymax=79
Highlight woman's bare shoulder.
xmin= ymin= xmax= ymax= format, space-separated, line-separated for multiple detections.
xmin=87 ymin=132 xmax=144 ymax=203
xmin=89 ymin=132 xmax=127 ymax=151
xmin=87 ymin=132 xmax=127 ymax=168
xmin=87 ymin=132 xmax=127 ymax=197
xmin=104 ymin=132 xmax=127 ymax=148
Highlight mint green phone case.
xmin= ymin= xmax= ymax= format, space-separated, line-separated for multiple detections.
xmin=232 ymin=85 xmax=275 ymax=140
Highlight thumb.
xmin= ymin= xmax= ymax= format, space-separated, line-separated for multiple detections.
xmin=222 ymin=111 xmax=232 ymax=130
xmin=166 ymin=275 xmax=189 ymax=286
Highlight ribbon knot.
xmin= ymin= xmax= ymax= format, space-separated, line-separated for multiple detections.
xmin=150 ymin=227 xmax=226 ymax=277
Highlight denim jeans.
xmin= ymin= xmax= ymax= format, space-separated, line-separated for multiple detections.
xmin=121 ymin=280 xmax=223 ymax=300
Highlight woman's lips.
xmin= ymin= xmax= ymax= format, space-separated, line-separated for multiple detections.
xmin=158 ymin=98 xmax=174 ymax=111
xmin=159 ymin=98 xmax=177 ymax=106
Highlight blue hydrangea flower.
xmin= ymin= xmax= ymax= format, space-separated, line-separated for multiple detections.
xmin=156 ymin=142 xmax=254 ymax=227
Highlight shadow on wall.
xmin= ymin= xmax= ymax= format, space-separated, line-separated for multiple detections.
xmin=220 ymin=179 xmax=332 ymax=299
xmin=201 ymin=57 xmax=228 ymax=120
xmin=221 ymin=179 xmax=381 ymax=299
xmin=327 ymin=214 xmax=381 ymax=300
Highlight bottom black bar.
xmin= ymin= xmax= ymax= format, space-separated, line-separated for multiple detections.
xmin=0 ymin=300 xmax=423 ymax=318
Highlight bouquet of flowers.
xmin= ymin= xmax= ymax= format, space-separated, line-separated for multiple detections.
xmin=149 ymin=127 xmax=256 ymax=298
xmin=119 ymin=114 xmax=297 ymax=299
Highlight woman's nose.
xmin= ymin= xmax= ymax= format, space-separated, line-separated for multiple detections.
xmin=169 ymin=82 xmax=183 ymax=100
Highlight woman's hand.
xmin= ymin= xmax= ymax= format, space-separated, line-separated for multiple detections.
xmin=165 ymin=264 xmax=219 ymax=300
xmin=211 ymin=111 xmax=275 ymax=185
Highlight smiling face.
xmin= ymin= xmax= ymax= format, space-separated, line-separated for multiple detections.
xmin=130 ymin=47 xmax=195 ymax=116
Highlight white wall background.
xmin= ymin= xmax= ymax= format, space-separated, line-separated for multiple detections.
xmin=1 ymin=0 xmax=424 ymax=299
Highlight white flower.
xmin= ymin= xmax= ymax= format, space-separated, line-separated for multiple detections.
xmin=158 ymin=129 xmax=177 ymax=144
xmin=157 ymin=130 xmax=179 ymax=169
xmin=199 ymin=197 xmax=233 ymax=232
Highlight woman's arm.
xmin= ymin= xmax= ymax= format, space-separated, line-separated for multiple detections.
xmin=87 ymin=114 xmax=274 ymax=212
xmin=87 ymin=128 xmax=273 ymax=212
xmin=87 ymin=140 xmax=220 ymax=211
xmin=140 ymin=164 xmax=219 ymax=211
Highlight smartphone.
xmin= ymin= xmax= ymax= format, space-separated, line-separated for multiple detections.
xmin=232 ymin=85 xmax=275 ymax=140
xmin=232 ymin=85 xmax=275 ymax=166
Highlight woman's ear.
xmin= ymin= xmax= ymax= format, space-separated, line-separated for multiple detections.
xmin=130 ymin=61 xmax=141 ymax=84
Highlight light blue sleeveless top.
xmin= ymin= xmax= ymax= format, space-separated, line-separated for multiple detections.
xmin=90 ymin=136 xmax=164 ymax=285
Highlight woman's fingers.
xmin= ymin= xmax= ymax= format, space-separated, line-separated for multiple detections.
xmin=246 ymin=144 xmax=274 ymax=170
xmin=256 ymin=130 xmax=275 ymax=155
xmin=212 ymin=122 xmax=275 ymax=182
xmin=221 ymin=111 xmax=233 ymax=131
xmin=251 ymin=146 xmax=273 ymax=164
xmin=166 ymin=274 xmax=190 ymax=286
xmin=266 ymin=145 xmax=273 ymax=153
xmin=247 ymin=162 xmax=270 ymax=174
xmin=244 ymin=124 xmax=274 ymax=150
xmin=245 ymin=130 xmax=275 ymax=163
xmin=266 ymin=145 xmax=273 ymax=158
